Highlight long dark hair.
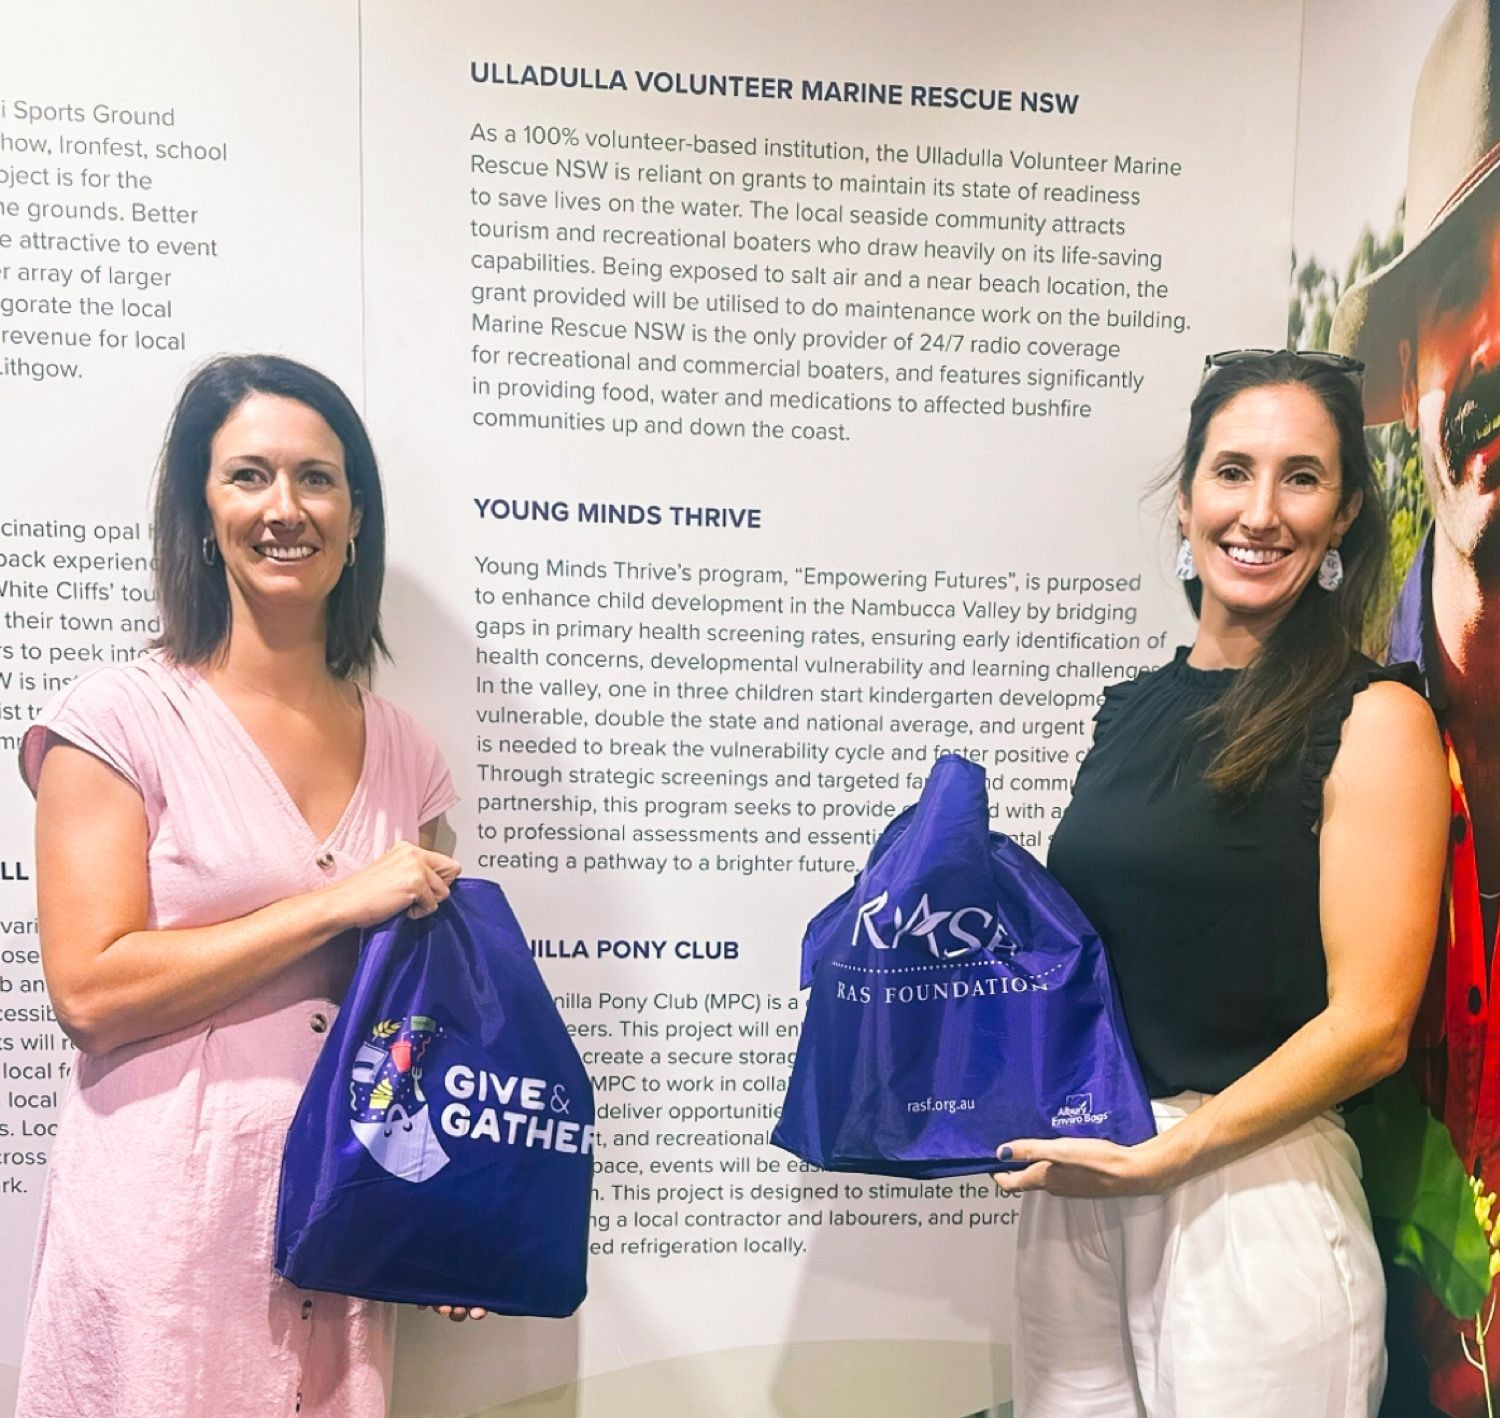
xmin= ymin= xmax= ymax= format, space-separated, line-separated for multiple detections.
xmin=1173 ymin=352 xmax=1389 ymax=801
xmin=151 ymin=355 xmax=388 ymax=678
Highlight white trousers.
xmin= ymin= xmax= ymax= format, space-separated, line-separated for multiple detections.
xmin=1013 ymin=1093 xmax=1386 ymax=1418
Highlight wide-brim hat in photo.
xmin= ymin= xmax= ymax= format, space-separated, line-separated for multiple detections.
xmin=1330 ymin=0 xmax=1500 ymax=424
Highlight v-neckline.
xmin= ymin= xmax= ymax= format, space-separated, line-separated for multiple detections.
xmin=188 ymin=664 xmax=373 ymax=849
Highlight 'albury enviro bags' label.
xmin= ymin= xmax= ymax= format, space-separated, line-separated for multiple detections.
xmin=772 ymin=754 xmax=1153 ymax=1179
xmin=275 ymin=878 xmax=593 ymax=1316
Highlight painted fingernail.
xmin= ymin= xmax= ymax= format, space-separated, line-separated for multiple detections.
xmin=998 ymin=1145 xmax=1013 ymax=1162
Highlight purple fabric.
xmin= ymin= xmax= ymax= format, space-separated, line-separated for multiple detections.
xmin=773 ymin=754 xmax=1155 ymax=1178
xmin=1389 ymin=530 xmax=1430 ymax=683
xmin=276 ymin=878 xmax=594 ymax=1317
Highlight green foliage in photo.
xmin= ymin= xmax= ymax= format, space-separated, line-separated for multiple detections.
xmin=1288 ymin=200 xmax=1429 ymax=589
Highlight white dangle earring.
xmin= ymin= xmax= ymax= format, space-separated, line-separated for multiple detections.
xmin=1317 ymin=546 xmax=1344 ymax=592
xmin=1174 ymin=536 xmax=1198 ymax=581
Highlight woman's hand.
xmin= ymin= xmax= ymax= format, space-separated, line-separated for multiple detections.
xmin=993 ymin=1135 xmax=1180 ymax=1198
xmin=325 ymin=842 xmax=461 ymax=929
xmin=417 ymin=1303 xmax=488 ymax=1322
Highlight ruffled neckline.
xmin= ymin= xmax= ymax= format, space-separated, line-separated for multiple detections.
xmin=1166 ymin=644 xmax=1241 ymax=696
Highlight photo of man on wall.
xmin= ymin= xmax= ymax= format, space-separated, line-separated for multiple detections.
xmin=1330 ymin=0 xmax=1500 ymax=1411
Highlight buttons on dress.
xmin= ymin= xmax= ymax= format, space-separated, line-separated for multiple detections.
xmin=315 ymin=851 xmax=335 ymax=870
xmin=301 ymin=1299 xmax=313 ymax=1319
xmin=309 ymin=1012 xmax=329 ymax=1034
xmin=1470 ymin=985 xmax=1484 ymax=1017
xmin=1453 ymin=813 xmax=1469 ymax=846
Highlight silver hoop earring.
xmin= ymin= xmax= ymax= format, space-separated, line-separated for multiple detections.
xmin=1174 ymin=537 xmax=1198 ymax=581
xmin=1317 ymin=547 xmax=1344 ymax=592
xmin=345 ymin=538 xmax=357 ymax=567
xmin=201 ymin=535 xmax=218 ymax=565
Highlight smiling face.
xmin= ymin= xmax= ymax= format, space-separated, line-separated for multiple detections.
xmin=204 ymin=393 xmax=361 ymax=623
xmin=1402 ymin=210 xmax=1500 ymax=576
xmin=1179 ymin=383 xmax=1360 ymax=642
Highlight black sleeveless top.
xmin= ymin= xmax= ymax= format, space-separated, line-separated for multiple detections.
xmin=1046 ymin=647 xmax=1421 ymax=1098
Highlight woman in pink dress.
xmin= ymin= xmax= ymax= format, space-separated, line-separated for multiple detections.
xmin=16 ymin=355 xmax=476 ymax=1417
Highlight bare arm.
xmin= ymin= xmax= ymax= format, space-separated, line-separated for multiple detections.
xmin=36 ymin=743 xmax=460 ymax=1057
xmin=1000 ymin=680 xmax=1448 ymax=1195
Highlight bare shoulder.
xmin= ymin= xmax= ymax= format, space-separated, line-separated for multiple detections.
xmin=1340 ymin=678 xmax=1439 ymax=752
xmin=1329 ymin=678 xmax=1444 ymax=802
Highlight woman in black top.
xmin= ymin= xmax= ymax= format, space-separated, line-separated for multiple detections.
xmin=1002 ymin=351 xmax=1448 ymax=1417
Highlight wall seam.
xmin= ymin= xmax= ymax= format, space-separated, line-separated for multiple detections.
xmin=1284 ymin=0 xmax=1312 ymax=345
xmin=357 ymin=0 xmax=369 ymax=408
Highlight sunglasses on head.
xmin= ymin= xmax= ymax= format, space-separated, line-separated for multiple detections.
xmin=1201 ymin=348 xmax=1365 ymax=385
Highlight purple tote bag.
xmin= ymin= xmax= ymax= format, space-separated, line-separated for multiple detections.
xmin=772 ymin=754 xmax=1154 ymax=1178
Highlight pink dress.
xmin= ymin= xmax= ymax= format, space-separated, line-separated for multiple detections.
xmin=15 ymin=653 xmax=458 ymax=1418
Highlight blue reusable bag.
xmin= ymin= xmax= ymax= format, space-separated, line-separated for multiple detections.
xmin=275 ymin=877 xmax=593 ymax=1316
xmin=772 ymin=754 xmax=1154 ymax=1178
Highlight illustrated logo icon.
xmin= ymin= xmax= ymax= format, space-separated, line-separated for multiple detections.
xmin=349 ymin=1015 xmax=450 ymax=1182
xmin=852 ymin=890 xmax=1015 ymax=960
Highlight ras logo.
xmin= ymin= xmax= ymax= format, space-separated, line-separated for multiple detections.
xmin=852 ymin=890 xmax=1015 ymax=961
xmin=349 ymin=1015 xmax=451 ymax=1183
